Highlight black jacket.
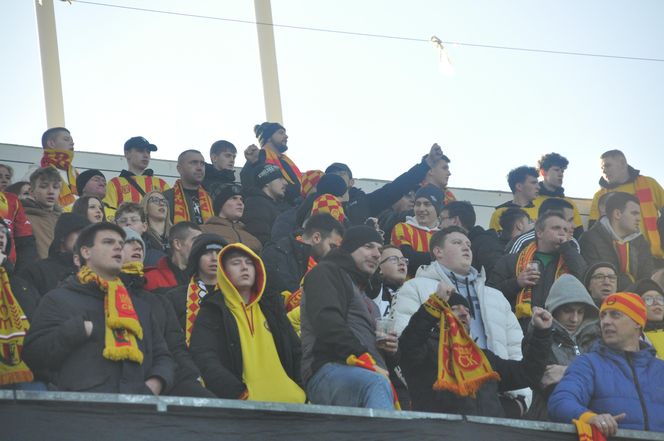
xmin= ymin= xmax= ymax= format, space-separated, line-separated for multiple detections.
xmin=261 ymin=235 xmax=312 ymax=296
xmin=2 ymin=261 xmax=40 ymax=322
xmin=579 ymin=221 xmax=654 ymax=291
xmin=468 ymin=226 xmax=504 ymax=276
xmin=344 ymin=159 xmax=430 ymax=225
xmin=189 ymin=288 xmax=302 ymax=399
xmin=23 ymin=275 xmax=175 ymax=394
xmin=300 ymin=249 xmax=386 ymax=383
xmin=202 ymin=163 xmax=236 ymax=202
xmin=241 ymin=187 xmax=287 ymax=245
xmin=537 ymin=182 xmax=584 ymax=239
xmin=399 ymin=303 xmax=551 ymax=416
xmin=20 ymin=251 xmax=77 ymax=297
xmin=120 ymin=272 xmax=208 ymax=394
xmin=240 ymin=149 xmax=301 ymax=206
xmin=488 ymin=241 xmax=587 ymax=310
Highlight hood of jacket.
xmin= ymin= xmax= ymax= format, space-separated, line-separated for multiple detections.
xmin=216 ymin=243 xmax=266 ymax=310
xmin=598 ymin=165 xmax=640 ymax=189
xmin=204 ymin=163 xmax=235 ymax=181
xmin=120 ymin=168 xmax=154 ymax=178
xmin=538 ymin=181 xmax=565 ymax=198
xmin=599 ymin=216 xmax=642 ymax=242
xmin=21 ymin=197 xmax=63 ymax=217
xmin=545 ymin=274 xmax=599 ymax=318
xmin=415 ymin=260 xmax=480 ymax=286
xmin=405 ymin=215 xmax=439 ymax=232
xmin=322 ymin=247 xmax=372 ymax=289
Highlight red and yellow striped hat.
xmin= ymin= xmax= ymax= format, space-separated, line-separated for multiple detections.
xmin=600 ymin=292 xmax=647 ymax=328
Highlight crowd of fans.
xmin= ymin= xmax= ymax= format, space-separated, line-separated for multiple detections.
xmin=1 ymin=124 xmax=664 ymax=436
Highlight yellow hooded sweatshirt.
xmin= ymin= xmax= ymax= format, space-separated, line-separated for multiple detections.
xmin=217 ymin=243 xmax=305 ymax=403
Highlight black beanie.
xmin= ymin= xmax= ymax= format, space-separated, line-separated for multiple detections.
xmin=76 ymin=169 xmax=105 ymax=196
xmin=317 ymin=174 xmax=347 ymax=197
xmin=448 ymin=292 xmax=470 ymax=310
xmin=255 ymin=164 xmax=283 ymax=188
xmin=415 ymin=184 xmax=445 ymax=215
xmin=254 ymin=122 xmax=285 ymax=147
xmin=186 ymin=233 xmax=228 ymax=276
xmin=583 ymin=262 xmax=618 ymax=289
xmin=341 ymin=225 xmax=383 ymax=254
xmin=213 ymin=183 xmax=243 ymax=215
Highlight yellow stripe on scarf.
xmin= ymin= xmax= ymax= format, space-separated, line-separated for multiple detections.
xmin=172 ymin=180 xmax=214 ymax=224
xmin=0 ymin=267 xmax=34 ymax=386
xmin=425 ymin=295 xmax=500 ymax=397
xmin=515 ymin=242 xmax=568 ymax=319
xmin=185 ymin=277 xmax=209 ymax=347
xmin=77 ymin=266 xmax=144 ymax=364
xmin=264 ymin=148 xmax=303 ymax=186
xmin=40 ymin=149 xmax=78 ymax=206
xmin=573 ymin=418 xmax=607 ymax=441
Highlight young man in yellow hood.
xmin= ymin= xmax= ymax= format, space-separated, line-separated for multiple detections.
xmin=189 ymin=243 xmax=305 ymax=403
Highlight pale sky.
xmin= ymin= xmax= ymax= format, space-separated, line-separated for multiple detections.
xmin=2 ymin=0 xmax=663 ymax=199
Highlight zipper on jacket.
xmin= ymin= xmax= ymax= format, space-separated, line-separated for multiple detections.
xmin=626 ymin=352 xmax=649 ymax=431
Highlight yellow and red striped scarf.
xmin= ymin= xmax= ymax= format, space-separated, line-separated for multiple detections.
xmin=77 ymin=266 xmax=144 ymax=364
xmin=311 ymin=194 xmax=346 ymax=223
xmin=595 ymin=176 xmax=663 ymax=258
xmin=172 ymin=180 xmax=214 ymax=224
xmin=185 ymin=277 xmax=211 ymax=347
xmin=40 ymin=149 xmax=78 ymax=206
xmin=282 ymin=252 xmax=317 ymax=313
xmin=0 ymin=266 xmax=34 ymax=386
xmin=573 ymin=418 xmax=606 ymax=441
xmin=634 ymin=176 xmax=662 ymax=258
xmin=515 ymin=242 xmax=568 ymax=318
xmin=264 ymin=148 xmax=302 ymax=186
xmin=423 ymin=294 xmax=500 ymax=397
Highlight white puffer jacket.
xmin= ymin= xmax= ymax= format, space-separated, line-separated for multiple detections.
xmin=390 ymin=261 xmax=531 ymax=404
xmin=390 ymin=261 xmax=523 ymax=361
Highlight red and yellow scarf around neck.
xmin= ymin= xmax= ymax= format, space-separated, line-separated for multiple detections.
xmin=41 ymin=149 xmax=78 ymax=206
xmin=185 ymin=277 xmax=212 ymax=347
xmin=264 ymin=148 xmax=302 ymax=186
xmin=424 ymin=294 xmax=500 ymax=397
xmin=78 ymin=266 xmax=144 ymax=364
xmin=172 ymin=179 xmax=214 ymax=224
xmin=515 ymin=242 xmax=567 ymax=319
xmin=0 ymin=266 xmax=34 ymax=386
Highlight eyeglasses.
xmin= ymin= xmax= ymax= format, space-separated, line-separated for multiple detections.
xmin=147 ymin=196 xmax=168 ymax=206
xmin=380 ymin=256 xmax=409 ymax=265
xmin=116 ymin=216 xmax=142 ymax=224
xmin=643 ymin=296 xmax=664 ymax=306
xmin=591 ymin=274 xmax=618 ymax=282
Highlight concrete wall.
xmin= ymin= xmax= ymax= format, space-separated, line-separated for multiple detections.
xmin=0 ymin=143 xmax=590 ymax=228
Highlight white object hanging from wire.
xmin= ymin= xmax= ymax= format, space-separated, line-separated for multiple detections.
xmin=431 ymin=36 xmax=455 ymax=76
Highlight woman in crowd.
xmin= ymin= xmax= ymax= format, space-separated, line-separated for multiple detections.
xmin=141 ymin=190 xmax=172 ymax=257
xmin=631 ymin=278 xmax=664 ymax=359
xmin=0 ymin=163 xmax=13 ymax=191
xmin=5 ymin=181 xmax=30 ymax=200
xmin=71 ymin=195 xmax=106 ymax=223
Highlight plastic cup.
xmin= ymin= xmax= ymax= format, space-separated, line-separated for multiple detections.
xmin=375 ymin=318 xmax=396 ymax=341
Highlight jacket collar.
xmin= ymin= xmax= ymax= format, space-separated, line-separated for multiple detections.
xmin=538 ymin=181 xmax=565 ymax=197
xmin=598 ymin=165 xmax=640 ymax=189
xmin=120 ymin=169 xmax=154 ymax=178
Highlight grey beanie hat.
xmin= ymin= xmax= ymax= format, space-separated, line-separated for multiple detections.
xmin=122 ymin=227 xmax=145 ymax=253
